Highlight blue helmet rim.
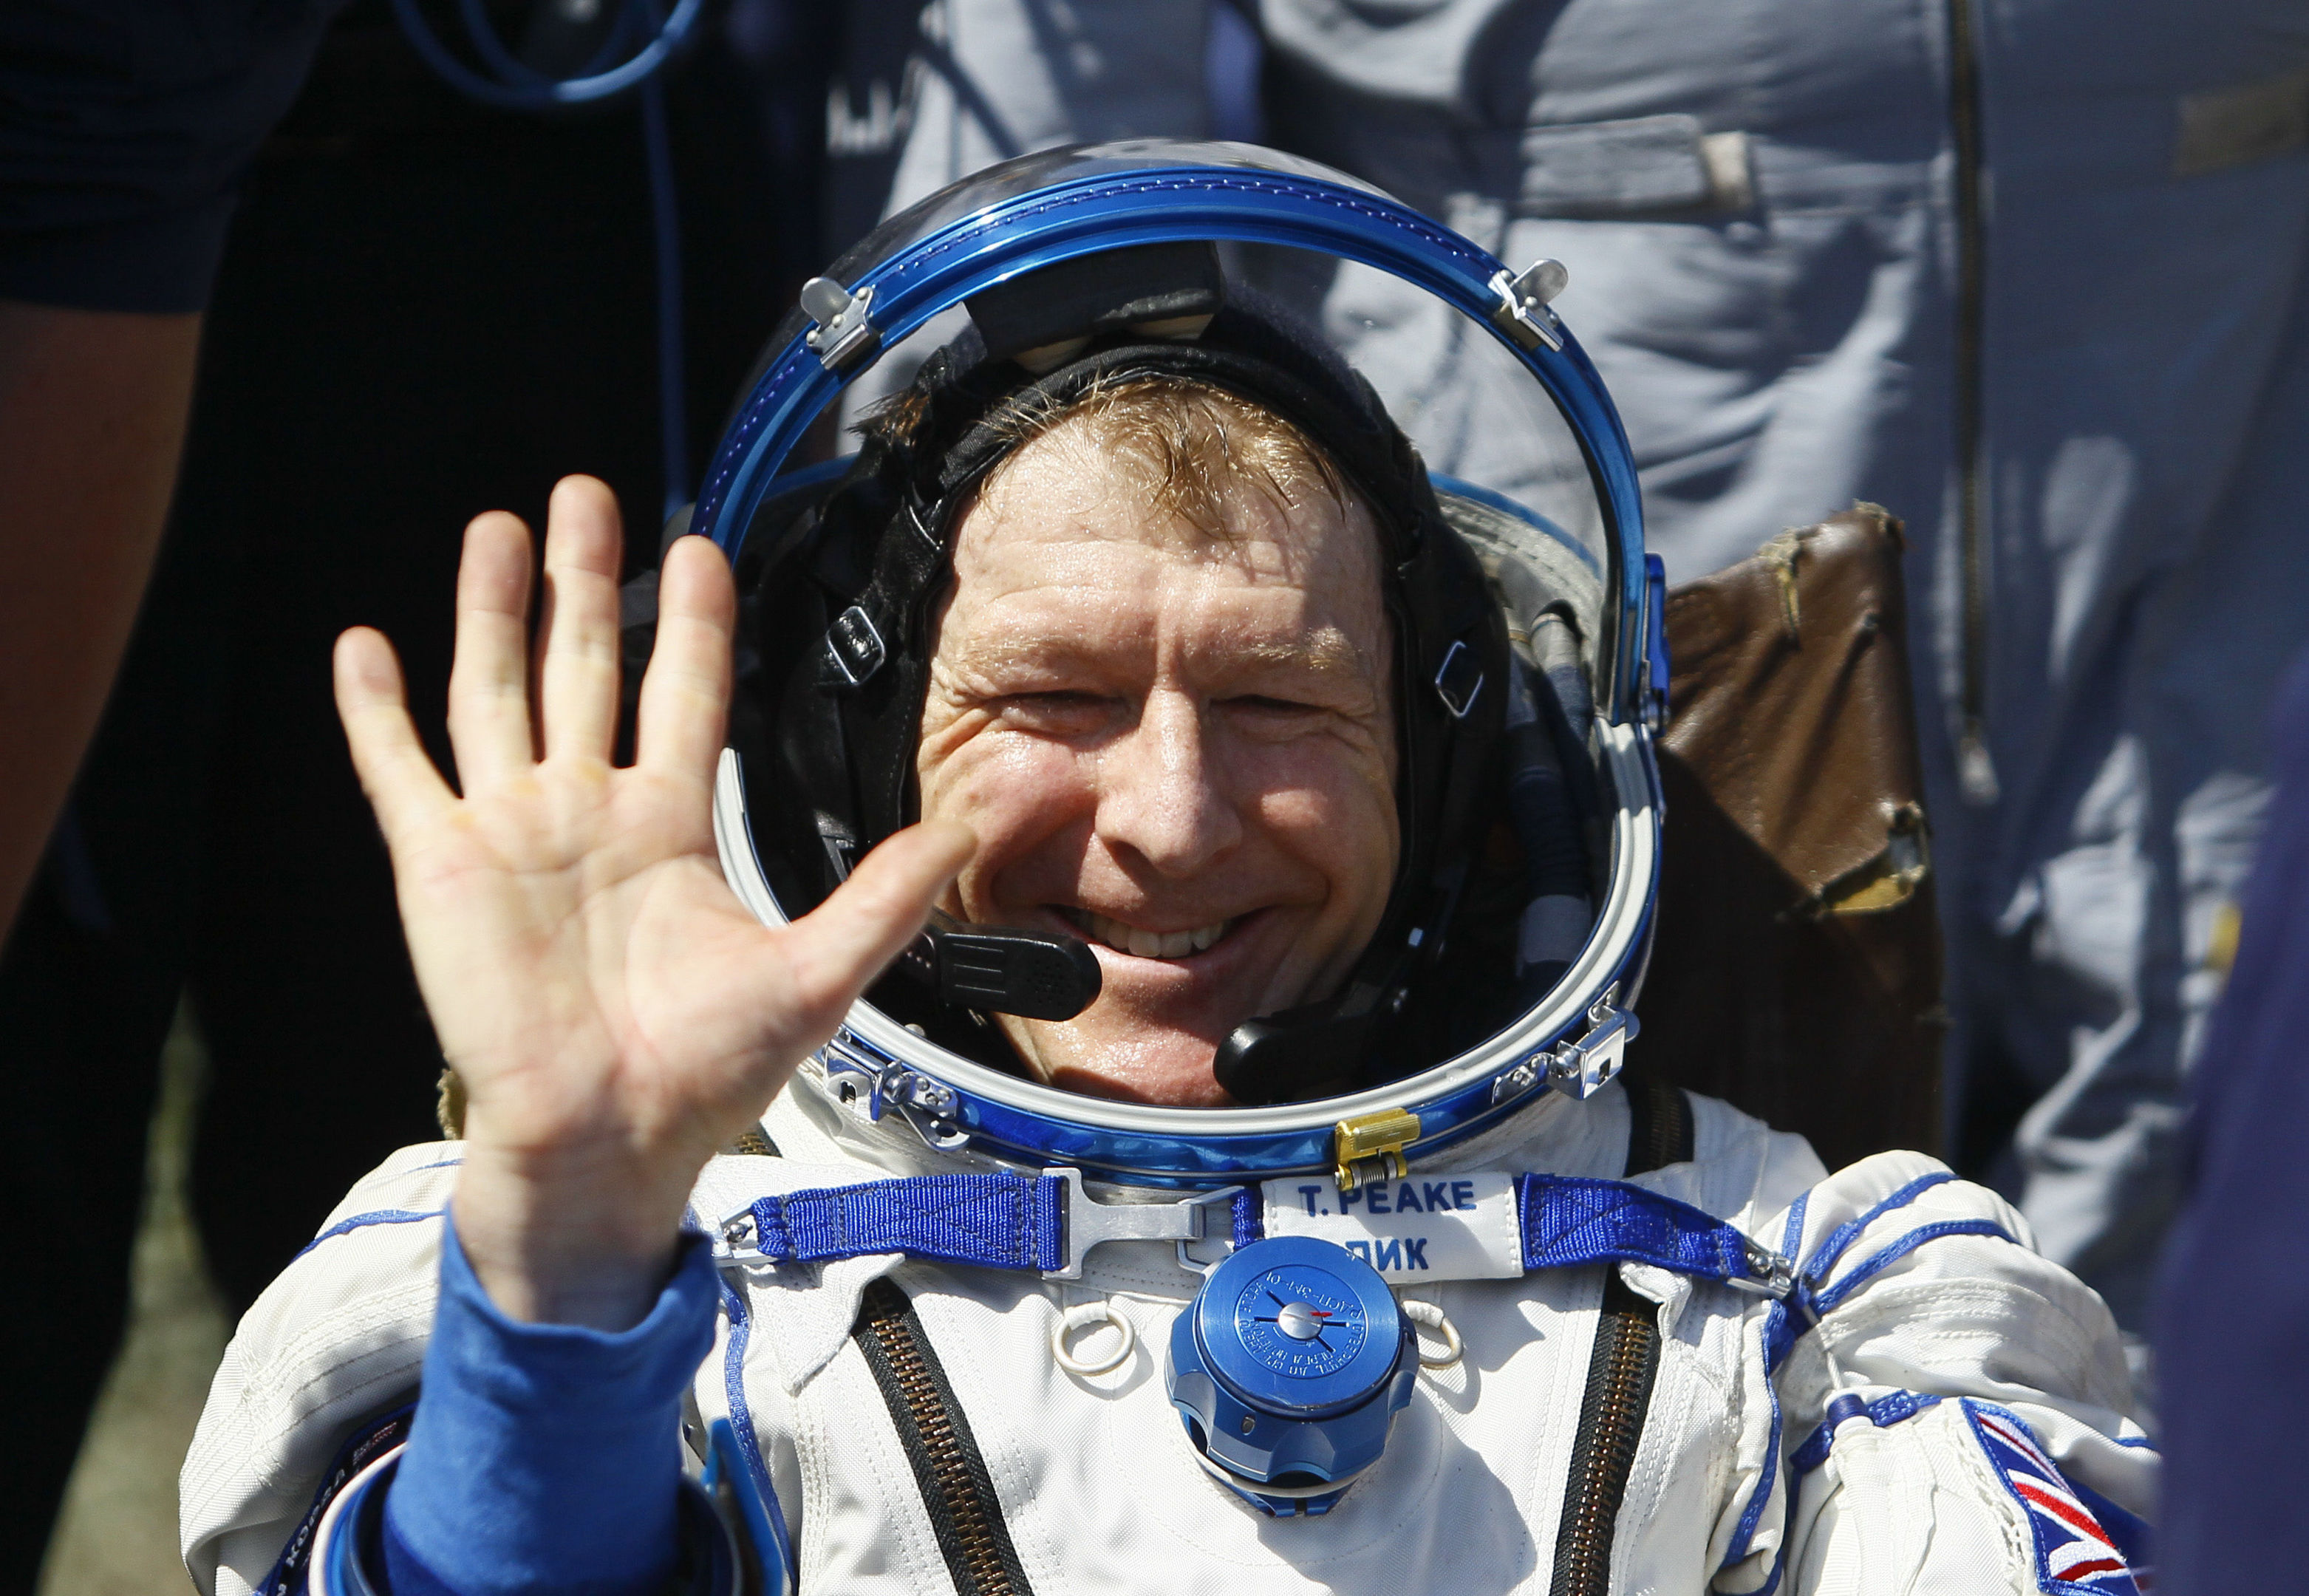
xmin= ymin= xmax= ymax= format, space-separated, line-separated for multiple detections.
xmin=689 ymin=143 xmax=1649 ymax=723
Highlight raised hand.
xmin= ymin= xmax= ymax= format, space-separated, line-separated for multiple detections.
xmin=332 ymin=477 xmax=972 ymax=1328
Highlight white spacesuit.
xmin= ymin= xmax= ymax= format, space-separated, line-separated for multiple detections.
xmin=180 ymin=144 xmax=2155 ymax=1596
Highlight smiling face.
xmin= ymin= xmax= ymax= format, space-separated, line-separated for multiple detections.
xmin=915 ymin=389 xmax=1399 ymax=1107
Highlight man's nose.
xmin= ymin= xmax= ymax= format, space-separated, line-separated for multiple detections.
xmin=1094 ymin=690 xmax=1241 ymax=878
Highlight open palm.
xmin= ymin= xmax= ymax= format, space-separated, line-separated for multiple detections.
xmin=333 ymin=477 xmax=969 ymax=1325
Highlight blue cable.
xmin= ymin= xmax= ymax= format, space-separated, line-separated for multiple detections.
xmin=389 ymin=0 xmax=709 ymax=107
xmin=390 ymin=0 xmax=700 ymax=519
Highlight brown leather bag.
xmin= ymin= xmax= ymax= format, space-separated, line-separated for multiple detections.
xmin=1627 ymin=505 xmax=1945 ymax=1172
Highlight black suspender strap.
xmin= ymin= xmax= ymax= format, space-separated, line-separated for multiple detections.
xmin=1549 ymin=1074 xmax=1694 ymax=1596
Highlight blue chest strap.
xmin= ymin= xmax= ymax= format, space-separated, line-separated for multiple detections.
xmin=740 ymin=1172 xmax=1068 ymax=1274
xmin=715 ymin=1169 xmax=1793 ymax=1295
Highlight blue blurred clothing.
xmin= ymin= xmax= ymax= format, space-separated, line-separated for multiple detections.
xmin=0 ymin=0 xmax=347 ymax=310
xmin=847 ymin=0 xmax=2309 ymax=1338
xmin=380 ymin=1222 xmax=718 ymax=1596
xmin=2156 ymin=647 xmax=2309 ymax=1592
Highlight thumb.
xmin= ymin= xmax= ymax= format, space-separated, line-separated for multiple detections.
xmin=779 ymin=820 xmax=976 ymax=1029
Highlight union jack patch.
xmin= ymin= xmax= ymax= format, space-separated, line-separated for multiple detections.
xmin=1962 ymin=1400 xmax=2143 ymax=1594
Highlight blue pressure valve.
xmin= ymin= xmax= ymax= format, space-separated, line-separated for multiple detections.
xmin=1166 ymin=1235 xmax=1416 ymax=1517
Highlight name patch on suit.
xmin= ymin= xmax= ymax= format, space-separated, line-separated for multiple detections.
xmin=1260 ymin=1173 xmax=1521 ymax=1280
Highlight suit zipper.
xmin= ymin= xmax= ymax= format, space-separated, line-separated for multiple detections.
xmin=853 ymin=1278 xmax=1035 ymax=1596
xmin=1549 ymin=1277 xmax=1665 ymax=1595
xmin=1547 ymin=1077 xmax=1688 ymax=1595
xmin=1947 ymin=0 xmax=1997 ymax=805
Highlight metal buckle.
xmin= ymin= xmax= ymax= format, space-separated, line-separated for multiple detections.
xmin=1333 ymin=1108 xmax=1421 ymax=1191
xmin=825 ymin=604 xmax=887 ymax=686
xmin=1433 ymin=638 xmax=1486 ymax=719
xmin=1043 ymin=1167 xmax=1242 ymax=1280
xmin=1485 ymin=259 xmax=1567 ymax=353
xmin=1726 ymin=1241 xmax=1796 ymax=1299
xmin=800 ymin=276 xmax=881 ymax=373
xmin=712 ymin=1203 xmax=771 ymax=1269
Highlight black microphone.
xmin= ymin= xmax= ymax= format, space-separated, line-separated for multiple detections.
xmin=897 ymin=909 xmax=1103 ymax=1022
xmin=1213 ymin=1004 xmax=1377 ymax=1105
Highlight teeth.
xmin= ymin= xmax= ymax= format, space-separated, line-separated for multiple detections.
xmin=1074 ymin=910 xmax=1230 ymax=960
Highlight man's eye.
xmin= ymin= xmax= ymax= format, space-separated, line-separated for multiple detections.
xmin=1226 ymin=695 xmax=1320 ymax=716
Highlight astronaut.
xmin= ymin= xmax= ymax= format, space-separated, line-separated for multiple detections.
xmin=183 ymin=145 xmax=2154 ymax=1596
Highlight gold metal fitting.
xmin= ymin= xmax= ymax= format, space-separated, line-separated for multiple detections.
xmin=1333 ymin=1108 xmax=1422 ymax=1192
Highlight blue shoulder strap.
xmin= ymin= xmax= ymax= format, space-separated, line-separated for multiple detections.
xmin=1518 ymin=1173 xmax=1788 ymax=1291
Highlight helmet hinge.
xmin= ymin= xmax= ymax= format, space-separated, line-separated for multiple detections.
xmin=1333 ymin=1108 xmax=1422 ymax=1191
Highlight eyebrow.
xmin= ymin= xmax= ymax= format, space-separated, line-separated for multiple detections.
xmin=949 ymin=627 xmax=1375 ymax=685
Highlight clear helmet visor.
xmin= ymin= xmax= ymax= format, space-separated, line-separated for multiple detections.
xmin=695 ymin=140 xmax=1663 ymax=1187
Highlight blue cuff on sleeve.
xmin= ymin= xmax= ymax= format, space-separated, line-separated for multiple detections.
xmin=380 ymin=1221 xmax=720 ymax=1596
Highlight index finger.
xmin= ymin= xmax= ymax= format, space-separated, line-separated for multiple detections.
xmin=334 ymin=627 xmax=454 ymax=839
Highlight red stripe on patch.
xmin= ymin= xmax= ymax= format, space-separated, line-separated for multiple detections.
xmin=2013 ymin=1479 xmax=2112 ymax=1545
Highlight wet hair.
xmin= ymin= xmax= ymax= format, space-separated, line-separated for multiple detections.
xmin=867 ymin=370 xmax=1356 ymax=545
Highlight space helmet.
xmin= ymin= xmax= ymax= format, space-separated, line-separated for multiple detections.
xmin=693 ymin=140 xmax=1668 ymax=1193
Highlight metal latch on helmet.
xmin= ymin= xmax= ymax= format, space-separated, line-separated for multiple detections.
xmin=820 ymin=1035 xmax=970 ymax=1151
xmin=800 ymin=276 xmax=881 ymax=374
xmin=1333 ymin=1108 xmax=1422 ymax=1192
xmin=1488 ymin=983 xmax=1642 ymax=1105
xmin=1486 ymin=258 xmax=1568 ymax=353
xmin=1044 ymin=1167 xmax=1244 ymax=1281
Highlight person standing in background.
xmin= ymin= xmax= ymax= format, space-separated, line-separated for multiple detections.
xmin=3 ymin=4 xmax=346 ymax=1584
xmin=2158 ymin=644 xmax=2309 ymax=1590
xmin=0 ymin=0 xmax=349 ymax=952
xmin=3 ymin=0 xmax=831 ymax=1578
xmin=842 ymin=0 xmax=2309 ymax=1391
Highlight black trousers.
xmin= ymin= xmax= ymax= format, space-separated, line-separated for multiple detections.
xmin=3 ymin=7 xmax=821 ymax=1583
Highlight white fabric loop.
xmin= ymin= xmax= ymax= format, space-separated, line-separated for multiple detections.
xmin=1051 ymin=1300 xmax=1137 ymax=1376
xmin=1400 ymin=1298 xmax=1464 ymax=1368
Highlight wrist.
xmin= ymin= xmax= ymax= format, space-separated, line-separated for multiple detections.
xmin=450 ymin=1130 xmax=703 ymax=1329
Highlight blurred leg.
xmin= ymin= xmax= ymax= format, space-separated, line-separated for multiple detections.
xmin=0 ymin=869 xmax=176 ymax=1595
